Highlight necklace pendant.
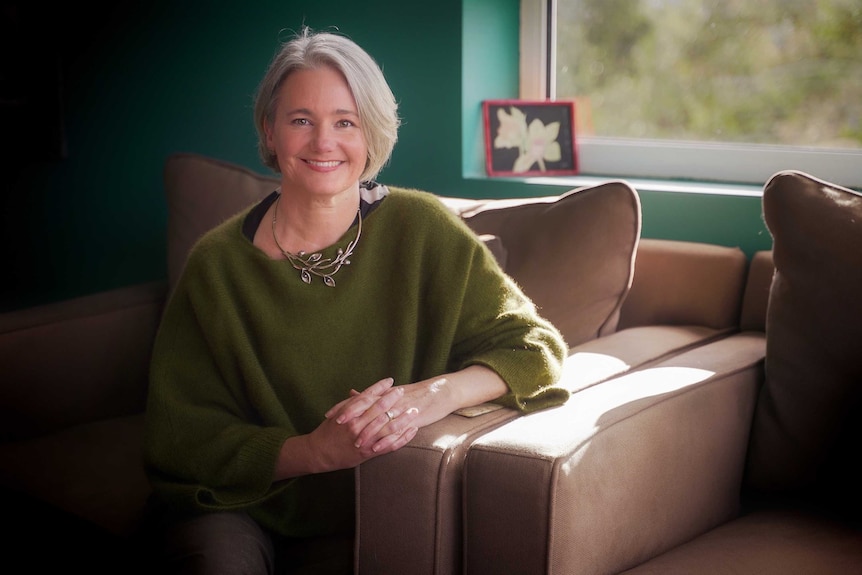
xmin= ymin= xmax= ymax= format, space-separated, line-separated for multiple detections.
xmin=271 ymin=195 xmax=362 ymax=288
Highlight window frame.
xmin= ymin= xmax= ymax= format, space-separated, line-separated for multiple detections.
xmin=520 ymin=0 xmax=862 ymax=190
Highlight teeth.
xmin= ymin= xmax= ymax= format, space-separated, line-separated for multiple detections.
xmin=307 ymin=160 xmax=340 ymax=167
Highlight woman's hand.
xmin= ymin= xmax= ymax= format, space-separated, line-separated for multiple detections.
xmin=324 ymin=377 xmax=422 ymax=453
xmin=331 ymin=365 xmax=509 ymax=452
xmin=273 ymin=377 xmax=419 ymax=481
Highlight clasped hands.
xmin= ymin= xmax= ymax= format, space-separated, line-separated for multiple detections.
xmin=316 ymin=375 xmax=454 ymax=470
xmin=276 ymin=366 xmax=505 ymax=480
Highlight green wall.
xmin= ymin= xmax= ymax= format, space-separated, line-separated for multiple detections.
xmin=1 ymin=0 xmax=770 ymax=313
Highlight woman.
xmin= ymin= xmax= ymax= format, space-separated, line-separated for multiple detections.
xmin=143 ymin=27 xmax=569 ymax=574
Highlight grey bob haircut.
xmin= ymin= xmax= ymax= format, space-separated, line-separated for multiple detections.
xmin=253 ymin=27 xmax=401 ymax=182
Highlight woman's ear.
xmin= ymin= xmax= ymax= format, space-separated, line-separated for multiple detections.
xmin=263 ymin=121 xmax=275 ymax=149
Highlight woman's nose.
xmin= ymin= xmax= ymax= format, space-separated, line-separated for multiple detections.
xmin=311 ymin=125 xmax=335 ymax=150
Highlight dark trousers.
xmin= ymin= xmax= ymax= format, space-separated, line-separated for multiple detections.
xmin=139 ymin=497 xmax=353 ymax=575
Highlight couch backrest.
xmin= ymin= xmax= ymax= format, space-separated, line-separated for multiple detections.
xmin=164 ymin=153 xmax=279 ymax=291
xmin=0 ymin=281 xmax=165 ymax=440
xmin=617 ymin=238 xmax=749 ymax=331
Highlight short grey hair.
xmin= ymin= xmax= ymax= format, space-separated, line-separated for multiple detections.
xmin=253 ymin=27 xmax=400 ymax=182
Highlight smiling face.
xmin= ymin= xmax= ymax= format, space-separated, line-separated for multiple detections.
xmin=264 ymin=65 xmax=368 ymax=201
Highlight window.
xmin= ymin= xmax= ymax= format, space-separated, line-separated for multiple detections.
xmin=521 ymin=0 xmax=862 ymax=189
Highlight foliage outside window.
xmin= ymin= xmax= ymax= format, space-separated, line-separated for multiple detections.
xmin=523 ymin=0 xmax=862 ymax=189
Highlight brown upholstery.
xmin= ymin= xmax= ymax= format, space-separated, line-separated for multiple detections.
xmin=623 ymin=170 xmax=862 ymax=575
xmin=0 ymin=281 xmax=164 ymax=441
xmin=446 ymin=182 xmax=642 ymax=348
xmin=356 ymin=406 xmax=520 ymax=575
xmin=618 ymin=238 xmax=748 ymax=331
xmin=359 ymin=181 xmax=642 ymax=575
xmin=8 ymin=154 xmax=857 ymax=574
xmin=738 ymin=250 xmax=774 ymax=332
xmin=0 ymin=414 xmax=149 ymax=537
xmin=164 ymin=153 xmax=279 ymax=290
xmin=620 ymin=509 xmax=862 ymax=574
xmin=0 ymin=281 xmax=164 ymax=537
xmin=462 ymin=333 xmax=765 ymax=575
xmin=357 ymin=213 xmax=761 ymax=575
xmin=745 ymin=170 xmax=862 ymax=517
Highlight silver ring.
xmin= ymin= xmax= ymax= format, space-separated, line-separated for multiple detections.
xmin=386 ymin=410 xmax=395 ymax=422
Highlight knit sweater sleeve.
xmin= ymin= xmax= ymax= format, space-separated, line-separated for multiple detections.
xmin=143 ymin=214 xmax=298 ymax=515
xmin=455 ymin=255 xmax=570 ymax=413
xmin=393 ymin=189 xmax=570 ymax=413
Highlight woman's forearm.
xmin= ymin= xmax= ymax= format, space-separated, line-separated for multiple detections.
xmin=433 ymin=364 xmax=509 ymax=412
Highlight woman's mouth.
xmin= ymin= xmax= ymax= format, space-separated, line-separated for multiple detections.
xmin=305 ymin=159 xmax=342 ymax=168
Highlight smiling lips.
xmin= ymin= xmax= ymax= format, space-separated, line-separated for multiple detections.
xmin=306 ymin=159 xmax=342 ymax=169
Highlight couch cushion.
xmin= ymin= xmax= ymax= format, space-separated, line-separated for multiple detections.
xmin=744 ymin=170 xmax=862 ymax=520
xmin=0 ymin=413 xmax=150 ymax=537
xmin=163 ymin=153 xmax=279 ymax=290
xmin=441 ymin=181 xmax=641 ymax=348
xmin=620 ymin=509 xmax=862 ymax=574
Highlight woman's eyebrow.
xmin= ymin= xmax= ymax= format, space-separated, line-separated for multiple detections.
xmin=285 ymin=107 xmax=358 ymax=116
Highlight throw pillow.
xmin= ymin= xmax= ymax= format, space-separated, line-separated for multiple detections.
xmin=449 ymin=182 xmax=641 ymax=348
xmin=477 ymin=234 xmax=508 ymax=270
xmin=744 ymin=170 xmax=862 ymax=520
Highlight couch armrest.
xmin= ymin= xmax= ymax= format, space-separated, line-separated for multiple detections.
xmin=0 ymin=281 xmax=166 ymax=441
xmin=462 ymin=332 xmax=765 ymax=575
xmin=356 ymin=406 xmax=520 ymax=575
xmin=356 ymin=323 xmax=737 ymax=575
xmin=618 ymin=239 xmax=748 ymax=331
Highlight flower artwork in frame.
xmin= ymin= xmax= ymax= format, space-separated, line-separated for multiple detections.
xmin=483 ymin=100 xmax=578 ymax=177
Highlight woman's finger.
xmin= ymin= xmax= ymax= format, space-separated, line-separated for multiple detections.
xmin=369 ymin=425 xmax=419 ymax=454
xmin=361 ymin=377 xmax=395 ymax=397
xmin=334 ymin=380 xmax=399 ymax=424
xmin=325 ymin=378 xmax=393 ymax=420
xmin=353 ymin=396 xmax=416 ymax=449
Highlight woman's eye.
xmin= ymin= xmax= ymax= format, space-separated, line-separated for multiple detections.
xmin=337 ymin=119 xmax=355 ymax=128
xmin=291 ymin=118 xmax=310 ymax=126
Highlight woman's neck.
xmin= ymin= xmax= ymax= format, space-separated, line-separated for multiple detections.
xmin=269 ymin=188 xmax=360 ymax=255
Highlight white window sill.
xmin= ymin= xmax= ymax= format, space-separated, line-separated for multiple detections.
xmin=465 ymin=173 xmax=764 ymax=198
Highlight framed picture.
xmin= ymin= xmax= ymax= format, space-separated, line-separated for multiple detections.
xmin=482 ymin=100 xmax=578 ymax=177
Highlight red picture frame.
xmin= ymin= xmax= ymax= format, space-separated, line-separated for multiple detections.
xmin=482 ymin=99 xmax=578 ymax=177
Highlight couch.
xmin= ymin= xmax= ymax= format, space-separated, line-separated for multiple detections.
xmin=1 ymin=153 xmax=859 ymax=574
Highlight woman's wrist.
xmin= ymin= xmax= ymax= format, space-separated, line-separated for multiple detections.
xmin=443 ymin=365 xmax=508 ymax=411
xmin=274 ymin=433 xmax=324 ymax=481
